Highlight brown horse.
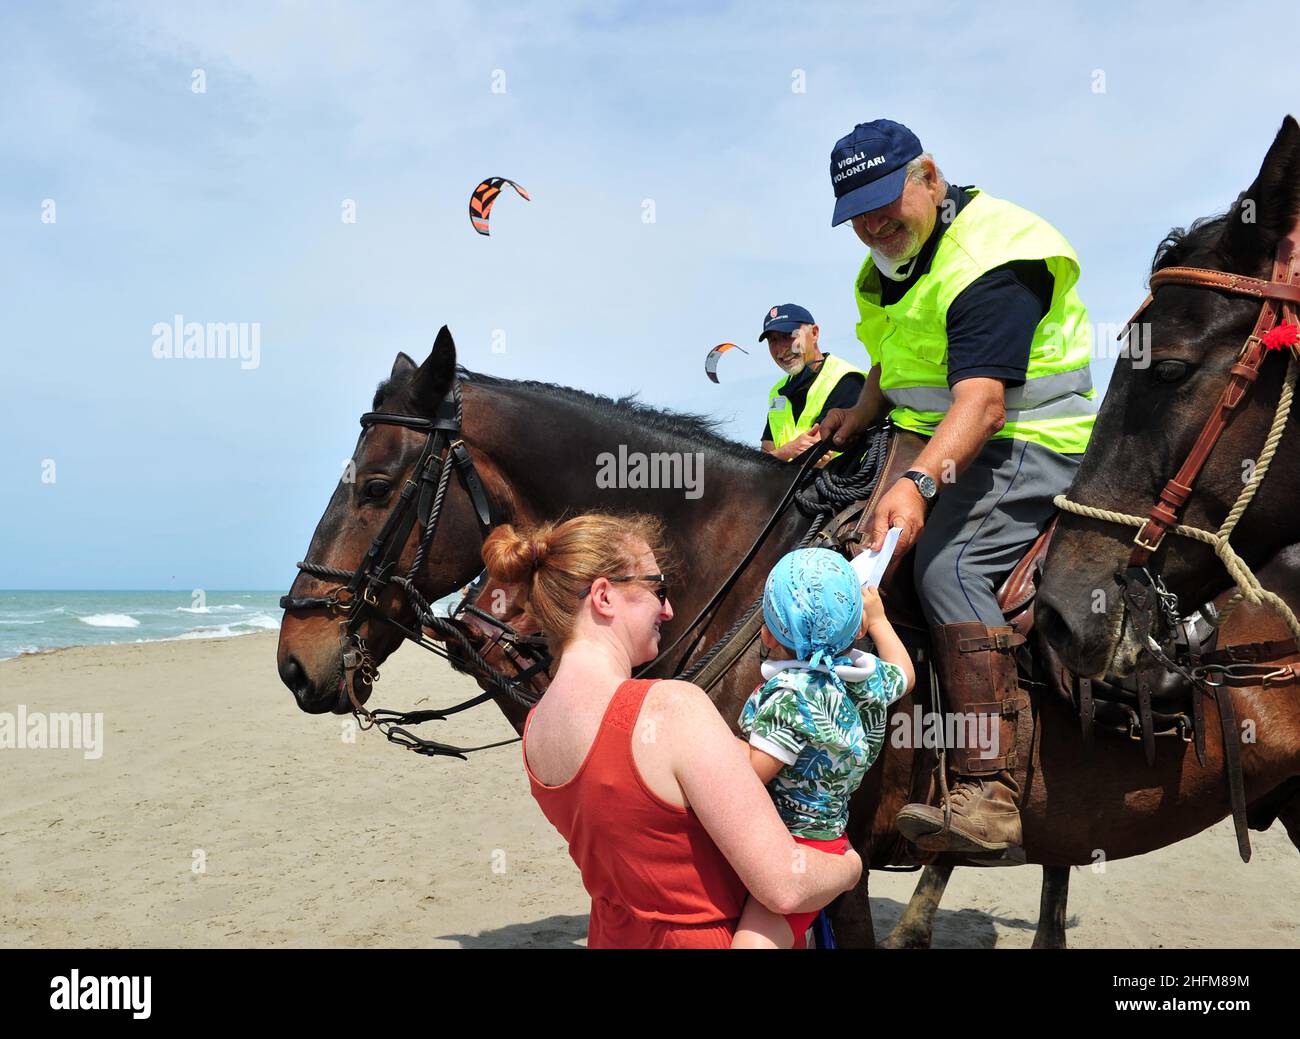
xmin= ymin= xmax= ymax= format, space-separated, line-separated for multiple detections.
xmin=278 ymin=118 xmax=1300 ymax=949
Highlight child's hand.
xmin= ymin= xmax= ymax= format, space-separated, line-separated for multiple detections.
xmin=862 ymin=585 xmax=887 ymax=627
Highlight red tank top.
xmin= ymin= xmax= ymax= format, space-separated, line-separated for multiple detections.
xmin=523 ymin=678 xmax=746 ymax=949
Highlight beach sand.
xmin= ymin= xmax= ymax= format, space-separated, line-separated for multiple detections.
xmin=1 ymin=631 xmax=1295 ymax=948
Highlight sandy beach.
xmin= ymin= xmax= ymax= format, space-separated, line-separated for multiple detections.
xmin=0 ymin=630 xmax=1295 ymax=949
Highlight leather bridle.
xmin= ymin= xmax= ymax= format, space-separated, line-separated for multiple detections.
xmin=279 ymin=381 xmax=547 ymax=757
xmin=1122 ymin=235 xmax=1300 ymax=565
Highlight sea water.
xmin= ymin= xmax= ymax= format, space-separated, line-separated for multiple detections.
xmin=0 ymin=589 xmax=463 ymax=661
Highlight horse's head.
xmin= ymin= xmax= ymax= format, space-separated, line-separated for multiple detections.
xmin=1039 ymin=116 xmax=1300 ymax=676
xmin=277 ymin=327 xmax=503 ymax=713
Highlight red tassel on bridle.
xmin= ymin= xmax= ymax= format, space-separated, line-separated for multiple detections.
xmin=1261 ymin=321 xmax=1299 ymax=351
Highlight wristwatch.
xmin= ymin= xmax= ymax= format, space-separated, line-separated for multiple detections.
xmin=899 ymin=469 xmax=938 ymax=501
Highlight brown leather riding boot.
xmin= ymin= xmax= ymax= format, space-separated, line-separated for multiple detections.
xmin=895 ymin=622 xmax=1028 ymax=863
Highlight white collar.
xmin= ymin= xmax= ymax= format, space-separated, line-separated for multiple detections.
xmin=760 ymin=647 xmax=877 ymax=683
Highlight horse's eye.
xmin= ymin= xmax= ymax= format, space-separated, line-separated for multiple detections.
xmin=363 ymin=479 xmax=391 ymax=499
xmin=1153 ymin=359 xmax=1190 ymax=384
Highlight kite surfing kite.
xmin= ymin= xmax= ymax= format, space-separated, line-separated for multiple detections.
xmin=705 ymin=342 xmax=748 ymax=383
xmin=469 ymin=177 xmax=531 ymax=236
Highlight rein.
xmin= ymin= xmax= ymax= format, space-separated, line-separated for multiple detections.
xmin=1053 ymin=234 xmax=1300 ymax=860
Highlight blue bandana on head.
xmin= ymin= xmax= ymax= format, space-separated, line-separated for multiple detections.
xmin=762 ymin=548 xmax=863 ymax=692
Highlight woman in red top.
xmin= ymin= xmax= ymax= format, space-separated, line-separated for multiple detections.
xmin=482 ymin=512 xmax=862 ymax=949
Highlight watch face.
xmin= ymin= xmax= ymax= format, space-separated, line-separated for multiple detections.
xmin=905 ymin=471 xmax=936 ymax=499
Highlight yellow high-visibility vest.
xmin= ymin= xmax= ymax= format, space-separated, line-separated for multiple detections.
xmin=853 ymin=188 xmax=1096 ymax=455
xmin=767 ymin=353 xmax=868 ymax=461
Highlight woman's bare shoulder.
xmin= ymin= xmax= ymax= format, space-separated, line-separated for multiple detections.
xmin=643 ymin=679 xmax=729 ymax=736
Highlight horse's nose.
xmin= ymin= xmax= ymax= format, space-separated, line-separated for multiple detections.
xmin=1035 ymin=601 xmax=1072 ymax=657
xmin=279 ymin=654 xmax=317 ymax=708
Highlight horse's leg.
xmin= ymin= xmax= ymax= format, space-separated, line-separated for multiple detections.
xmin=829 ymin=869 xmax=877 ymax=948
xmin=880 ymin=863 xmax=954 ymax=949
xmin=1030 ymin=866 xmax=1070 ymax=949
xmin=1275 ymin=791 xmax=1300 ymax=851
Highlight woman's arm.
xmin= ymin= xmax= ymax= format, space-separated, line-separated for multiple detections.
xmin=662 ymin=681 xmax=861 ymax=915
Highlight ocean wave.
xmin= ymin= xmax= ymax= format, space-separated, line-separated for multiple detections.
xmin=176 ymin=603 xmax=249 ymax=614
xmin=0 ymin=606 xmax=67 ymax=621
xmin=79 ymin=613 xmax=140 ymax=628
xmin=172 ymin=627 xmax=240 ymax=640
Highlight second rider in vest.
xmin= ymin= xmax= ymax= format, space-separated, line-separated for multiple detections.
xmin=819 ymin=119 xmax=1097 ymax=863
xmin=759 ymin=303 xmax=867 ymax=466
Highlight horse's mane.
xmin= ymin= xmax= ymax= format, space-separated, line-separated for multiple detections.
xmin=1151 ymin=212 xmax=1231 ymax=275
xmin=374 ymin=362 xmax=780 ymax=465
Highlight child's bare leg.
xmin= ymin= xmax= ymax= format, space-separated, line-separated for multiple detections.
xmin=730 ymin=894 xmax=796 ymax=949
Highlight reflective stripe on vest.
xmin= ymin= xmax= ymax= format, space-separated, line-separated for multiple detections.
xmin=767 ymin=353 xmax=868 ymax=461
xmin=853 ymin=188 xmax=1096 ymax=455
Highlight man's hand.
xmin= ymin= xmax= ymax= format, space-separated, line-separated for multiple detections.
xmin=865 ymin=478 xmax=927 ymax=554
xmin=786 ymin=426 xmax=822 ymax=458
xmin=819 ymin=403 xmax=871 ymax=448
xmin=771 ymin=426 xmax=826 ymax=462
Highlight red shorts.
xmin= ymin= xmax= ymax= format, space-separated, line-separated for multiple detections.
xmin=784 ymin=834 xmax=850 ymax=949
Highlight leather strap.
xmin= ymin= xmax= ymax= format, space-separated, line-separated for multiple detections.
xmin=1185 ymin=619 xmax=1208 ymax=769
xmin=1149 ymin=265 xmax=1300 ymax=304
xmin=1130 ymin=237 xmax=1300 ymax=562
xmin=1213 ymin=685 xmax=1252 ymax=862
xmin=1137 ymin=668 xmax=1156 ymax=767
xmin=1201 ymin=637 xmax=1300 ymax=665
xmin=957 ymin=631 xmax=1026 ymax=653
xmin=1077 ymin=675 xmax=1094 ymax=747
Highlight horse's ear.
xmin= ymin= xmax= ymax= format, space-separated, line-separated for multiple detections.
xmin=1218 ymin=115 xmax=1300 ymax=272
xmin=411 ymin=325 xmax=457 ymax=412
xmin=390 ymin=352 xmax=417 ymax=378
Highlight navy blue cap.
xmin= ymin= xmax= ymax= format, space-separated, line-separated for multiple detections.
xmin=760 ymin=303 xmax=815 ymax=341
xmin=829 ymin=119 xmax=923 ymax=227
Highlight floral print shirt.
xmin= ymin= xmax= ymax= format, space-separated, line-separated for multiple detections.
xmin=738 ymin=652 xmax=908 ymax=840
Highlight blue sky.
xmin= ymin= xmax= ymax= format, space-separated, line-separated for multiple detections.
xmin=1 ymin=0 xmax=1292 ymax=589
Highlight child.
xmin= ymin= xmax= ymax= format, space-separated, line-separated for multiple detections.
xmin=732 ymin=547 xmax=915 ymax=949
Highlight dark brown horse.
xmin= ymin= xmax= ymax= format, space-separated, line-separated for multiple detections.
xmin=278 ymin=117 xmax=1300 ymax=949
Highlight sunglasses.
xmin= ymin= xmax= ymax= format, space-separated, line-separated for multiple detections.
xmin=580 ymin=574 xmax=669 ymax=605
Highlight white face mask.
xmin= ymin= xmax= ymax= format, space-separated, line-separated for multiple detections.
xmin=872 ymin=248 xmax=920 ymax=281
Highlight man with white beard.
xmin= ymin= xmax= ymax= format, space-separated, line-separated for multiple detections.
xmin=759 ymin=303 xmax=867 ymax=466
xmin=819 ymin=118 xmax=1097 ymax=863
